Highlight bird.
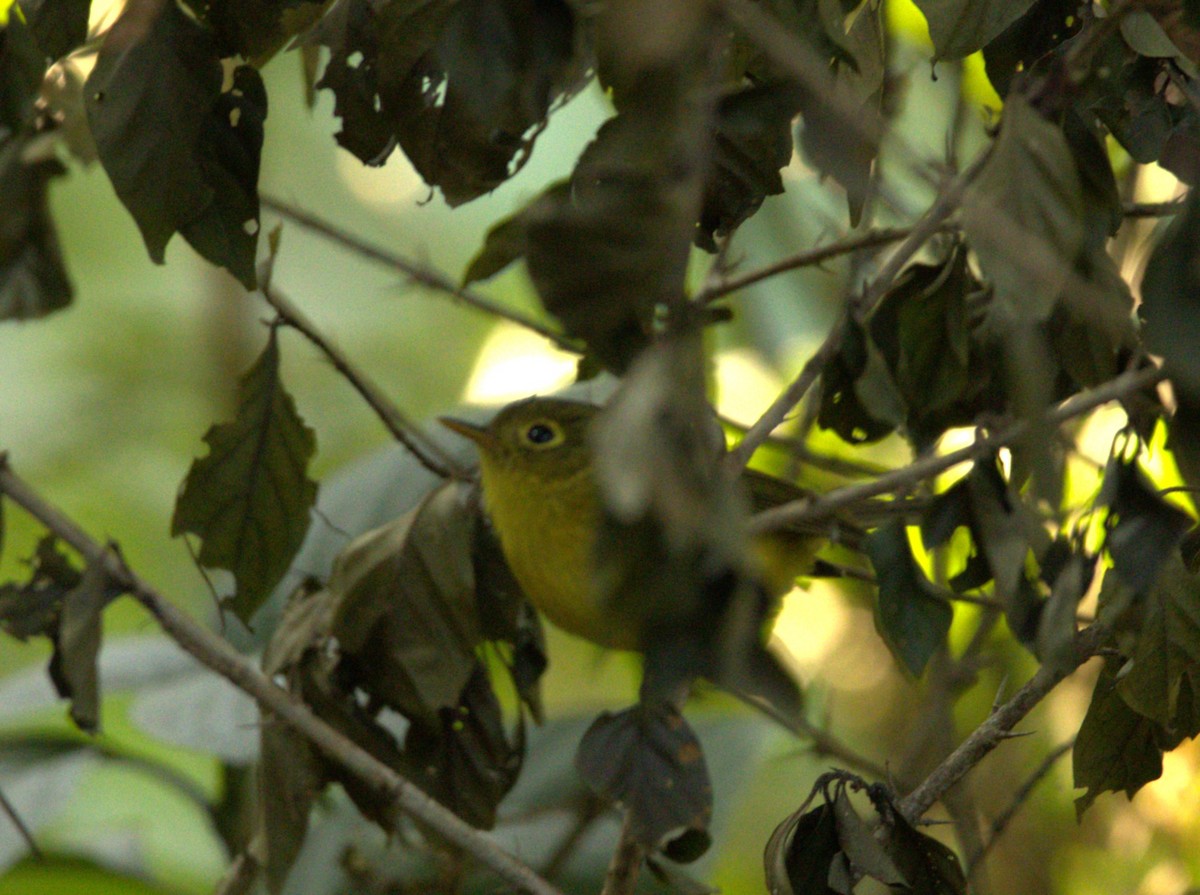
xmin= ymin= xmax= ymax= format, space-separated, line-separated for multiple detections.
xmin=440 ymin=396 xmax=827 ymax=652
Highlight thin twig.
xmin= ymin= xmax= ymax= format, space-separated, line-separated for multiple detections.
xmin=1122 ymin=199 xmax=1186 ymax=218
xmin=260 ymin=284 xmax=467 ymax=480
xmin=542 ymin=794 xmax=609 ymax=881
xmin=749 ymin=365 xmax=1165 ymax=534
xmin=0 ymin=786 xmax=41 ymax=860
xmin=897 ymin=625 xmax=1106 ymax=822
xmin=260 ymin=195 xmax=577 ymax=351
xmin=0 ymin=457 xmax=564 ymax=895
xmin=966 ymin=738 xmax=1074 ymax=879
xmin=600 ymin=812 xmax=646 ymax=895
xmin=697 ymin=226 xmax=926 ymax=304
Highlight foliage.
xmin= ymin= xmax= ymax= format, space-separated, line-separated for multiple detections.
xmin=5 ymin=1 xmax=1200 ymax=894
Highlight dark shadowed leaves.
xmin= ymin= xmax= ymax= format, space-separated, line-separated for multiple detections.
xmin=697 ymin=83 xmax=796 ymax=251
xmin=1142 ymin=186 xmax=1200 ymax=400
xmin=866 ymin=520 xmax=952 ymax=677
xmin=576 ymin=701 xmax=712 ymax=859
xmin=1099 ymin=454 xmax=1194 ymax=594
xmin=1035 ymin=551 xmax=1090 ymax=677
xmin=982 ymin=0 xmax=1080 ymax=96
xmin=1113 ymin=553 xmax=1200 ymax=735
xmin=184 ymin=0 xmax=327 ymax=60
xmin=882 ymin=807 xmax=968 ymax=895
xmin=255 ymin=709 xmax=324 ymax=894
xmin=172 ymin=331 xmax=317 ymax=624
xmin=764 ymin=799 xmax=842 ymax=895
xmin=818 ymin=316 xmax=906 ymax=445
xmin=328 ymin=480 xmax=481 ymax=718
xmin=913 ymin=0 xmax=1037 ymax=60
xmin=309 ymin=0 xmax=584 ymax=205
xmin=18 ymin=0 xmax=92 ymax=61
xmin=962 ymin=94 xmax=1084 ymax=323
xmin=85 ymin=1 xmax=266 ymax=286
xmin=1074 ymin=656 xmax=1165 ymax=817
xmin=0 ymin=139 xmax=72 ymax=320
xmin=461 ymin=196 xmax=537 ymax=286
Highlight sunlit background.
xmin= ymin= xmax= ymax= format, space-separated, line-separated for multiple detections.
xmin=1 ymin=1 xmax=1198 ymax=893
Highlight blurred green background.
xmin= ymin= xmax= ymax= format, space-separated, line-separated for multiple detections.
xmin=2 ymin=2 xmax=1199 ymax=894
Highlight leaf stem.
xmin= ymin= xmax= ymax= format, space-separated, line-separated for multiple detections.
xmin=0 ymin=456 xmax=564 ymax=895
xmin=600 ymin=811 xmax=646 ymax=895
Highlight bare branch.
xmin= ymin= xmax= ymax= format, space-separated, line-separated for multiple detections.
xmin=0 ymin=785 xmax=41 ymax=861
xmin=260 ymin=195 xmax=577 ymax=351
xmin=967 ymin=739 xmax=1075 ymax=878
xmin=0 ymin=457 xmax=564 ymax=895
xmin=260 ymin=285 xmax=467 ymax=480
xmin=749 ymin=365 xmax=1165 ymax=534
xmin=897 ymin=625 xmax=1106 ymax=823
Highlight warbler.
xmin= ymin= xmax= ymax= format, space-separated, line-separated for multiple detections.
xmin=440 ymin=397 xmax=826 ymax=651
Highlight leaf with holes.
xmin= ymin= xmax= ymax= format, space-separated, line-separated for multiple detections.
xmin=85 ymin=1 xmax=266 ymax=287
xmin=575 ymin=701 xmax=712 ymax=860
xmin=173 ymin=331 xmax=317 ymax=623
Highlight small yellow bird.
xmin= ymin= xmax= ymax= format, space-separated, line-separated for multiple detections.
xmin=441 ymin=397 xmax=825 ymax=652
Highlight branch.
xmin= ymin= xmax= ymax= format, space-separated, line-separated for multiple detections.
xmin=697 ymin=226 xmax=925 ymax=304
xmin=0 ymin=457 xmax=564 ymax=895
xmin=259 ymin=195 xmax=577 ymax=351
xmin=749 ymin=365 xmax=1165 ymax=534
xmin=1122 ymin=199 xmax=1187 ymax=218
xmin=260 ymin=285 xmax=468 ymax=480
xmin=600 ymin=812 xmax=646 ymax=895
xmin=0 ymin=786 xmax=40 ymax=860
xmin=966 ymin=738 xmax=1074 ymax=879
xmin=897 ymin=624 xmax=1106 ymax=822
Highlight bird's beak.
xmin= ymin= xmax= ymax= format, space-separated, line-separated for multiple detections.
xmin=439 ymin=416 xmax=499 ymax=451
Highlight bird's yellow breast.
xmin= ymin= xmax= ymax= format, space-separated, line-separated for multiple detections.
xmin=477 ymin=454 xmax=641 ymax=650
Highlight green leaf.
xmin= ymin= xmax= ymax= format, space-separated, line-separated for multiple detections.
xmin=763 ymin=799 xmax=841 ymax=895
xmin=831 ymin=788 xmax=905 ymax=887
xmin=912 ymin=0 xmax=1037 ymax=60
xmin=1099 ymin=455 xmax=1194 ymax=594
xmin=172 ymin=331 xmax=317 ymax=624
xmin=965 ymin=460 xmax=1029 ymax=604
xmin=1114 ymin=553 xmax=1200 ymax=734
xmin=1142 ymin=186 xmax=1200 ymax=400
xmin=866 ymin=519 xmax=952 ymax=677
xmin=962 ymin=94 xmax=1085 ymax=323
xmin=576 ymin=701 xmax=712 ymax=858
xmin=1035 ymin=552 xmax=1090 ymax=676
xmin=255 ymin=709 xmax=323 ymax=895
xmin=818 ymin=317 xmax=903 ymax=445
xmin=1074 ymin=656 xmax=1165 ymax=817
xmin=461 ymin=200 xmax=535 ymax=286
xmin=85 ymin=1 xmax=265 ymax=287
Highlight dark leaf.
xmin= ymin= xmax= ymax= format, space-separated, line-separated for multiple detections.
xmin=763 ymin=799 xmax=841 ymax=895
xmin=184 ymin=0 xmax=327 ymax=60
xmin=698 ymin=82 xmax=797 ymax=250
xmin=982 ymin=0 xmax=1081 ymax=96
xmin=920 ymin=478 xmax=971 ymax=549
xmin=818 ymin=317 xmax=904 ymax=444
xmin=882 ymin=808 xmax=968 ymax=895
xmin=576 ymin=701 xmax=712 ymax=858
xmin=256 ymin=710 xmax=324 ymax=894
xmin=85 ymin=1 xmax=265 ymax=287
xmin=1141 ymin=185 xmax=1200 ymax=401
xmin=310 ymin=0 xmax=585 ymax=204
xmin=1035 ymin=552 xmax=1090 ymax=676
xmin=1074 ymin=656 xmax=1165 ymax=817
xmin=0 ymin=536 xmax=77 ymax=641
xmin=965 ymin=460 xmax=1029 ymax=604
xmin=461 ymin=200 xmax=535 ymax=285
xmin=1168 ymin=398 xmax=1200 ymax=500
xmin=403 ymin=663 xmax=524 ymax=829
xmin=1062 ymin=108 xmax=1123 ymax=254
xmin=172 ymin=331 xmax=318 ymax=624
xmin=866 ymin=519 xmax=952 ymax=677
xmin=1114 ymin=553 xmax=1200 ymax=735
xmin=0 ymin=140 xmax=72 ymax=321
xmin=831 ymin=788 xmax=905 ymax=886
xmin=1074 ymin=34 xmax=1172 ymax=164
xmin=48 ymin=553 xmax=121 ymax=732
xmin=962 ymin=94 xmax=1085 ymax=324
xmin=0 ymin=8 xmax=42 ymax=129
xmin=329 ymin=480 xmax=482 ymax=719
xmin=18 ymin=0 xmax=91 ymax=60
xmin=1099 ymin=454 xmax=1194 ymax=594
xmin=525 ymin=81 xmax=707 ymax=373
xmin=912 ymin=0 xmax=1037 ymax=60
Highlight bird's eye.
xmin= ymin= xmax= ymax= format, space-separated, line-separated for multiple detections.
xmin=524 ymin=421 xmax=560 ymax=446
